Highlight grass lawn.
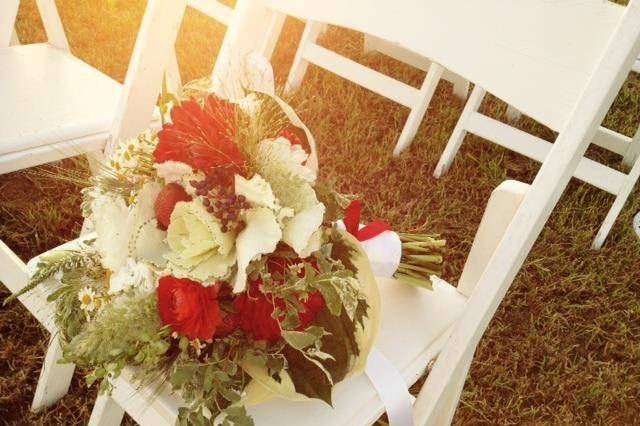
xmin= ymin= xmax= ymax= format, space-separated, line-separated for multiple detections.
xmin=2 ymin=0 xmax=640 ymax=424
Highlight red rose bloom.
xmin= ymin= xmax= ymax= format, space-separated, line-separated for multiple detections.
xmin=154 ymin=95 xmax=245 ymax=174
xmin=232 ymin=257 xmax=325 ymax=343
xmin=157 ymin=276 xmax=222 ymax=341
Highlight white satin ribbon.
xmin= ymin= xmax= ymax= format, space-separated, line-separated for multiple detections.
xmin=335 ymin=222 xmax=402 ymax=278
xmin=365 ymin=347 xmax=415 ymax=426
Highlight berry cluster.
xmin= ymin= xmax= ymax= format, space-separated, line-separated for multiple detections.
xmin=190 ymin=167 xmax=249 ymax=233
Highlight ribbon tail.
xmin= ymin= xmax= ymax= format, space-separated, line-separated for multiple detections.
xmin=357 ymin=220 xmax=392 ymax=241
xmin=344 ymin=200 xmax=363 ymax=237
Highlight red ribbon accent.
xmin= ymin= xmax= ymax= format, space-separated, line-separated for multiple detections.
xmin=344 ymin=200 xmax=391 ymax=241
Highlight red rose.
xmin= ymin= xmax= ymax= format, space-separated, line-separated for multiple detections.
xmin=157 ymin=276 xmax=222 ymax=341
xmin=154 ymin=95 xmax=245 ymax=174
xmin=232 ymin=257 xmax=325 ymax=343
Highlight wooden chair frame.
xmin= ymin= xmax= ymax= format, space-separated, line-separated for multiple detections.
xmin=281 ymin=21 xmax=469 ymax=156
xmin=1 ymin=0 xmax=184 ymax=411
xmin=434 ymin=26 xmax=640 ymax=250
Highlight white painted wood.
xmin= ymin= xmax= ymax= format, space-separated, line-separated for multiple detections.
xmin=285 ymin=21 xmax=324 ymax=93
xmin=593 ymin=126 xmax=632 ymax=156
xmin=0 ymin=44 xmax=122 ymax=155
xmin=393 ymin=62 xmax=444 ymax=155
xmin=0 ymin=0 xmax=19 ymax=47
xmin=34 ymin=0 xmax=70 ymax=51
xmin=264 ymin=0 xmax=625 ymax=133
xmin=592 ymin=154 xmax=640 ymax=249
xmin=31 ymin=335 xmax=76 ymax=412
xmin=505 ymin=105 xmax=522 ymax=122
xmin=432 ymin=3 xmax=640 ymax=247
xmin=465 ymin=111 xmax=627 ymax=195
xmin=362 ymin=34 xmax=469 ymax=100
xmin=457 ymin=181 xmax=529 ymax=297
xmin=622 ymin=124 xmax=640 ymax=168
xmin=108 ymin=0 xmax=187 ymax=147
xmin=10 ymin=29 xmax=19 ymax=46
xmin=166 ymin=50 xmax=182 ymax=94
xmin=211 ymin=0 xmax=282 ymax=94
xmin=188 ymin=0 xmax=233 ymax=25
xmin=299 ymin=41 xmax=421 ymax=108
xmin=0 ymin=0 xmax=183 ymax=411
xmin=88 ymin=394 xmax=125 ymax=426
xmin=434 ymin=85 xmax=486 ymax=178
xmin=416 ymin=3 xmax=640 ymax=422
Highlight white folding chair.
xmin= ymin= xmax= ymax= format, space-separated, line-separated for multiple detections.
xmin=78 ymin=179 xmax=528 ymax=426
xmin=76 ymin=0 xmax=640 ymax=424
xmin=433 ymin=2 xmax=640 ymax=250
xmin=0 ymin=0 xmax=185 ymax=411
xmin=277 ymin=19 xmax=469 ymax=156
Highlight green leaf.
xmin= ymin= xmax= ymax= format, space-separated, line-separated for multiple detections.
xmin=281 ymin=326 xmax=325 ymax=350
xmin=283 ymin=344 xmax=334 ymax=406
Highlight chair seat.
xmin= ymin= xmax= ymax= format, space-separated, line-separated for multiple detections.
xmin=111 ymin=276 xmax=468 ymax=425
xmin=0 ymin=43 xmax=124 ymax=156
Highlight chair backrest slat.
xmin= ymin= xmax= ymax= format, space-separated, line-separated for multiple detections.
xmin=188 ymin=0 xmax=233 ymax=25
xmin=0 ymin=0 xmax=19 ymax=47
xmin=108 ymin=0 xmax=187 ymax=152
xmin=34 ymin=0 xmax=70 ymax=51
xmin=263 ymin=0 xmax=625 ymax=132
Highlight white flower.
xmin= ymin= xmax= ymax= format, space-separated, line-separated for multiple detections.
xmin=255 ymin=137 xmax=316 ymax=185
xmin=108 ymin=258 xmax=155 ymax=295
xmin=282 ymin=203 xmax=326 ymax=256
xmin=233 ymin=207 xmax=282 ymax=293
xmin=234 ymin=174 xmax=294 ymax=225
xmin=154 ymin=161 xmax=194 ymax=184
xmin=78 ymin=287 xmax=97 ymax=312
xmin=165 ymin=200 xmax=236 ymax=283
xmin=91 ymin=182 xmax=169 ymax=272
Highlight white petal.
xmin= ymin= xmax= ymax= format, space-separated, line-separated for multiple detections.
xmin=235 ymin=174 xmax=277 ymax=210
xmin=154 ymin=161 xmax=193 ymax=184
xmin=91 ymin=194 xmax=129 ymax=271
xmin=233 ymin=207 xmax=282 ymax=293
xmin=283 ymin=203 xmax=325 ymax=257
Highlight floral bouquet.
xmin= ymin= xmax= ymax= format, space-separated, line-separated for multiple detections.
xmin=7 ymin=61 xmax=444 ymax=425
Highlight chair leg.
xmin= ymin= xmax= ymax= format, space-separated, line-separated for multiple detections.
xmin=393 ymin=62 xmax=445 ymax=155
xmin=31 ymin=334 xmax=76 ymax=411
xmin=591 ymin=154 xmax=640 ymax=249
xmin=622 ymin=124 xmax=640 ymax=169
xmin=166 ymin=50 xmax=182 ymax=94
xmin=450 ymin=74 xmax=470 ymax=100
xmin=363 ymin=34 xmax=383 ymax=54
xmin=88 ymin=394 xmax=125 ymax=426
xmin=434 ymin=85 xmax=486 ymax=178
xmin=10 ymin=28 xmax=19 ymax=45
xmin=285 ymin=21 xmax=323 ymax=94
xmin=505 ymin=105 xmax=522 ymax=122
xmin=260 ymin=10 xmax=286 ymax=60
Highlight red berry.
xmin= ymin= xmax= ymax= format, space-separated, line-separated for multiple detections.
xmin=155 ymin=183 xmax=192 ymax=229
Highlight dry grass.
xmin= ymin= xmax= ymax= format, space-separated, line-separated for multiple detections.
xmin=2 ymin=1 xmax=640 ymax=424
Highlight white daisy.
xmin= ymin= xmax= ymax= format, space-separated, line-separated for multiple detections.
xmin=78 ymin=287 xmax=97 ymax=312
